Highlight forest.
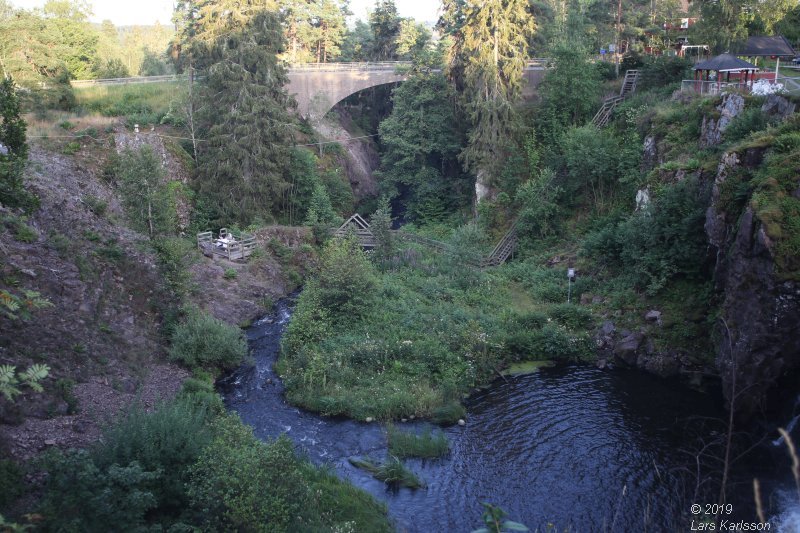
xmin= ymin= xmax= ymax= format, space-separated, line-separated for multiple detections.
xmin=1 ymin=0 xmax=800 ymax=531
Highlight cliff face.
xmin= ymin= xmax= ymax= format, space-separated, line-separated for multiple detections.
xmin=701 ymin=95 xmax=800 ymax=419
xmin=706 ymin=148 xmax=800 ymax=419
xmin=631 ymin=93 xmax=800 ymax=418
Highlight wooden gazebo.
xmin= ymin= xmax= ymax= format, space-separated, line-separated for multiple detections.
xmin=691 ymin=53 xmax=759 ymax=94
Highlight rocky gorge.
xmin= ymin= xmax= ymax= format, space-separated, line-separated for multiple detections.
xmin=596 ymin=92 xmax=800 ymax=422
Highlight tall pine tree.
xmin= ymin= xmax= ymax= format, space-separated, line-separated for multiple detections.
xmin=440 ymin=0 xmax=535 ymax=205
xmin=190 ymin=3 xmax=298 ymax=225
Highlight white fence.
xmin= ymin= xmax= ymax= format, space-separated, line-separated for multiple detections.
xmin=681 ymin=77 xmax=800 ymax=95
xmin=680 ymin=80 xmax=751 ymax=95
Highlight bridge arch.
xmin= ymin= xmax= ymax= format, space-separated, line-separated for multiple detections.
xmin=286 ymin=63 xmax=409 ymax=119
xmin=286 ymin=61 xmax=547 ymax=119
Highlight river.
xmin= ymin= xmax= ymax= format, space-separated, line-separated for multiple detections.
xmin=219 ymin=296 xmax=798 ymax=532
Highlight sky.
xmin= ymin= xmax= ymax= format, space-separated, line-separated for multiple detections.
xmin=8 ymin=0 xmax=441 ymax=27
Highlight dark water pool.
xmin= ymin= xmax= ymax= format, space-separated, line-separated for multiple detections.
xmin=219 ymin=297 xmax=794 ymax=532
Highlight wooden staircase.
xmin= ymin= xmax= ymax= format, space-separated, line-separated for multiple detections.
xmin=333 ymin=216 xmax=519 ymax=269
xmin=591 ymin=69 xmax=639 ymax=127
xmin=481 ymin=221 xmax=519 ymax=268
xmin=620 ymin=69 xmax=639 ymax=97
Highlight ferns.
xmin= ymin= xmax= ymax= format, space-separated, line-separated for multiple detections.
xmin=0 ymin=364 xmax=50 ymax=401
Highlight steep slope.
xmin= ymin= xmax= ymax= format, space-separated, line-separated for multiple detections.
xmin=0 ymin=143 xmax=187 ymax=458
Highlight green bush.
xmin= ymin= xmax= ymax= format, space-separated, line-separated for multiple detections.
xmin=39 ymin=450 xmax=160 ymax=531
xmin=315 ymin=237 xmax=377 ymax=322
xmin=152 ymin=237 xmax=197 ymax=298
xmin=92 ymin=400 xmax=212 ymax=515
xmin=558 ymin=125 xmax=641 ymax=209
xmin=62 ymin=141 xmax=81 ymax=155
xmin=36 ymin=397 xmax=389 ymax=531
xmin=177 ymin=376 xmax=226 ymax=415
xmin=187 ymin=416 xmax=308 ymax=532
xmin=638 ymin=56 xmax=692 ymax=90
xmin=583 ymin=176 xmax=709 ymax=294
xmin=84 ymin=195 xmax=107 ymax=216
xmin=0 ymin=459 xmax=23 ymax=509
xmin=5 ymin=216 xmax=38 ymax=243
xmin=0 ymin=78 xmax=38 ymax=212
xmin=548 ymin=303 xmax=593 ymax=330
xmin=223 ymin=268 xmax=238 ymax=280
xmin=169 ymin=308 xmax=248 ymax=370
xmin=725 ymin=107 xmax=770 ymax=143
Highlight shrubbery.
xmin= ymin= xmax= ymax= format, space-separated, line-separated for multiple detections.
xmin=0 ymin=78 xmax=38 ymax=212
xmin=188 ymin=416 xmax=308 ymax=531
xmin=638 ymin=56 xmax=692 ymax=91
xmin=583 ymin=176 xmax=709 ymax=294
xmin=92 ymin=400 xmax=212 ymax=514
xmin=169 ymin=308 xmax=248 ymax=370
xmin=39 ymin=451 xmax=160 ymax=531
xmin=37 ymin=392 xmax=390 ymax=531
xmin=152 ymin=237 xmax=198 ymax=299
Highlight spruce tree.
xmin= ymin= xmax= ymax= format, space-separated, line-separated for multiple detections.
xmin=441 ymin=0 xmax=535 ymax=201
xmin=0 ymin=77 xmax=35 ymax=210
xmin=191 ymin=4 xmax=298 ymax=225
xmin=369 ymin=0 xmax=401 ymax=60
xmin=377 ymin=73 xmax=468 ymax=221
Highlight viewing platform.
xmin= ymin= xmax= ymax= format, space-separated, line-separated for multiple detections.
xmin=197 ymin=228 xmax=256 ymax=261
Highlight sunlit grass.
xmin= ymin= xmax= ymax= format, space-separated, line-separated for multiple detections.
xmin=74 ymin=81 xmax=184 ymax=120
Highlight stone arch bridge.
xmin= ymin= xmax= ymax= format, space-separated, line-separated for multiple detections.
xmin=287 ymin=60 xmax=548 ymax=118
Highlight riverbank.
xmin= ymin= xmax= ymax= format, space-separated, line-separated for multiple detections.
xmin=227 ymin=295 xmax=795 ymax=532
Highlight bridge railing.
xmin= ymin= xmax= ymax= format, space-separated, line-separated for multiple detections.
xmin=287 ymin=61 xmax=413 ymax=72
xmin=526 ymin=58 xmax=550 ymax=67
xmin=71 ymin=74 xmax=188 ymax=87
xmin=70 ymin=59 xmax=550 ymax=87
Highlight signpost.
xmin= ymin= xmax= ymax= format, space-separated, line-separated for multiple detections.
xmin=567 ymin=268 xmax=576 ymax=303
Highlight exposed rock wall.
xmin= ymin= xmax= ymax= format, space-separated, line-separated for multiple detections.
xmin=700 ymin=93 xmax=745 ymax=148
xmin=315 ymin=110 xmax=379 ymax=201
xmin=614 ymin=94 xmax=800 ymax=419
xmin=0 ymin=145 xmax=188 ymax=458
xmin=706 ymin=143 xmax=800 ymax=418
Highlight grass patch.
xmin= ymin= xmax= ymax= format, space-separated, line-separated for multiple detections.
xmin=502 ymin=360 xmax=555 ymax=376
xmin=387 ymin=424 xmax=449 ymax=459
xmin=280 ymin=235 xmax=596 ymax=422
xmin=74 ymin=82 xmax=183 ymax=124
xmin=348 ymin=456 xmax=426 ymax=489
xmin=2 ymin=214 xmax=38 ymax=243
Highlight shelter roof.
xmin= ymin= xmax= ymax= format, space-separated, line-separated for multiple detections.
xmin=737 ymin=35 xmax=796 ymax=58
xmin=693 ymin=53 xmax=759 ymax=72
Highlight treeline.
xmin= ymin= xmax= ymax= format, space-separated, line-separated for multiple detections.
xmin=0 ymin=0 xmax=173 ymax=108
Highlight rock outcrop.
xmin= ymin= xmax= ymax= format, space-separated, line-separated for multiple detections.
xmin=700 ymin=93 xmax=745 ymax=148
xmin=705 ymin=141 xmax=800 ymax=419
